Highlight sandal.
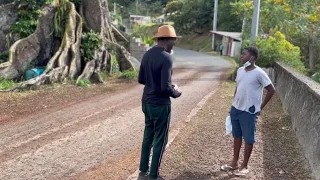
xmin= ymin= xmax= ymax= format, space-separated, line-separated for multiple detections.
xmin=234 ymin=168 xmax=249 ymax=176
xmin=220 ymin=164 xmax=238 ymax=171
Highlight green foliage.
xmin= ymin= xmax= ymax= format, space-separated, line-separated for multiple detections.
xmin=80 ymin=30 xmax=102 ymax=62
xmin=140 ymin=36 xmax=154 ymax=46
xmin=255 ymin=31 xmax=305 ymax=72
xmin=217 ymin=0 xmax=242 ymax=32
xmin=177 ymin=33 xmax=212 ymax=52
xmin=132 ymin=25 xmax=154 ymax=46
xmin=54 ymin=0 xmax=68 ymax=38
xmin=166 ymin=0 xmax=241 ymax=34
xmin=99 ymin=72 xmax=109 ymax=81
xmin=11 ymin=8 xmax=44 ymax=39
xmin=10 ymin=0 xmax=51 ymax=38
xmin=16 ymin=0 xmax=47 ymax=10
xmin=0 ymin=78 xmax=17 ymax=90
xmin=132 ymin=25 xmax=149 ymax=37
xmin=109 ymin=0 xmax=163 ymax=18
xmin=76 ymin=79 xmax=91 ymax=87
xmin=111 ymin=51 xmax=120 ymax=74
xmin=166 ymin=0 xmax=213 ymax=34
xmin=120 ymin=69 xmax=138 ymax=80
xmin=234 ymin=0 xmax=320 ymax=73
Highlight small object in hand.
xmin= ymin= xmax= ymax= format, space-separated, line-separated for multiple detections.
xmin=225 ymin=116 xmax=232 ymax=135
xmin=172 ymin=84 xmax=179 ymax=90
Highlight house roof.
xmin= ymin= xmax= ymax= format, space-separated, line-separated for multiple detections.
xmin=210 ymin=31 xmax=242 ymax=41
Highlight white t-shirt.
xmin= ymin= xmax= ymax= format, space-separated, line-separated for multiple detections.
xmin=232 ymin=66 xmax=273 ymax=114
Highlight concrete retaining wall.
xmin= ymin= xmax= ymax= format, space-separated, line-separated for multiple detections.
xmin=129 ymin=37 xmax=151 ymax=62
xmin=273 ymin=62 xmax=320 ymax=179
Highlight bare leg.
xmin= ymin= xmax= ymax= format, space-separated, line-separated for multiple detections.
xmin=240 ymin=143 xmax=253 ymax=169
xmin=230 ymin=138 xmax=242 ymax=167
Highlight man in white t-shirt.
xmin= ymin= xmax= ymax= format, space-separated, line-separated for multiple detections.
xmin=221 ymin=46 xmax=275 ymax=176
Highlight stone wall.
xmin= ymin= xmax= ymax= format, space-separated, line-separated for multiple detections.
xmin=0 ymin=3 xmax=18 ymax=53
xmin=129 ymin=37 xmax=151 ymax=62
xmin=273 ymin=62 xmax=320 ymax=179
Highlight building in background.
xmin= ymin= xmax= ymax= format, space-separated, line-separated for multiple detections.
xmin=130 ymin=15 xmax=152 ymax=25
xmin=210 ymin=31 xmax=242 ymax=58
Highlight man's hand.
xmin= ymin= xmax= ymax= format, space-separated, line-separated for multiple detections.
xmin=172 ymin=84 xmax=182 ymax=97
xmin=172 ymin=84 xmax=179 ymax=90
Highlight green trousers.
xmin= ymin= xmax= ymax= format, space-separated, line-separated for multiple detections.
xmin=139 ymin=103 xmax=171 ymax=178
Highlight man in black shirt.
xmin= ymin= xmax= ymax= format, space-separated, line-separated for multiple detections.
xmin=138 ymin=25 xmax=182 ymax=180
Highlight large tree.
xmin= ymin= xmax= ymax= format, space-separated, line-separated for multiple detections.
xmin=165 ymin=0 xmax=242 ymax=34
xmin=0 ymin=0 xmax=136 ymax=90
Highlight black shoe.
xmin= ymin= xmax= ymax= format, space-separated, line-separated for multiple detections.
xmin=138 ymin=171 xmax=148 ymax=180
xmin=148 ymin=176 xmax=165 ymax=180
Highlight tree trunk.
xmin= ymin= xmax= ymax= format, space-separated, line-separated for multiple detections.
xmin=0 ymin=5 xmax=55 ymax=80
xmin=0 ymin=0 xmax=138 ymax=91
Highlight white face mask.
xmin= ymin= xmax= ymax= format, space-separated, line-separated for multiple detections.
xmin=243 ymin=56 xmax=253 ymax=68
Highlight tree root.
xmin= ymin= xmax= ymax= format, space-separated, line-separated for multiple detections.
xmin=10 ymin=2 xmax=83 ymax=91
xmin=1 ymin=0 xmax=139 ymax=91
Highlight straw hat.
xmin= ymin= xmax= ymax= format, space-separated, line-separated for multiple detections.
xmin=152 ymin=25 xmax=181 ymax=40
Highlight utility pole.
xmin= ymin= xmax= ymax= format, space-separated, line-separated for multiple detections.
xmin=250 ymin=0 xmax=261 ymax=44
xmin=114 ymin=2 xmax=116 ymax=15
xmin=212 ymin=0 xmax=218 ymax=50
xmin=136 ymin=0 xmax=138 ymax=15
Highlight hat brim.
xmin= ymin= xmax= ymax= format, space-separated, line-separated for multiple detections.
xmin=152 ymin=35 xmax=182 ymax=40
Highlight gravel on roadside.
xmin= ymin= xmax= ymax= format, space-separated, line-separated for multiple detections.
xmin=160 ymin=81 xmax=314 ymax=180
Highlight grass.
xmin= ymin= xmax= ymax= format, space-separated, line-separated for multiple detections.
xmin=119 ymin=70 xmax=138 ymax=80
xmin=100 ymin=72 xmax=109 ymax=81
xmin=0 ymin=78 xmax=17 ymax=90
xmin=76 ymin=79 xmax=91 ymax=87
xmin=177 ymin=33 xmax=213 ymax=52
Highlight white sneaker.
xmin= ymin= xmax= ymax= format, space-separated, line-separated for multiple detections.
xmin=234 ymin=168 xmax=249 ymax=176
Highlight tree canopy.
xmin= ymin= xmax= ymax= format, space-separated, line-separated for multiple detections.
xmin=166 ymin=0 xmax=320 ymax=74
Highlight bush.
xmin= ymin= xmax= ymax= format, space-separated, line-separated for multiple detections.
xmin=0 ymin=79 xmax=17 ymax=90
xmin=120 ymin=70 xmax=138 ymax=80
xmin=80 ymin=30 xmax=102 ymax=62
xmin=76 ymin=79 xmax=91 ymax=87
xmin=110 ymin=51 xmax=120 ymax=74
xmin=140 ymin=35 xmax=154 ymax=46
xmin=10 ymin=0 xmax=52 ymax=39
xmin=255 ymin=31 xmax=305 ymax=72
xmin=131 ymin=24 xmax=155 ymax=46
xmin=11 ymin=9 xmax=43 ymax=39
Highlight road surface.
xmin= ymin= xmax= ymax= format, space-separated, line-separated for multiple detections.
xmin=0 ymin=48 xmax=232 ymax=180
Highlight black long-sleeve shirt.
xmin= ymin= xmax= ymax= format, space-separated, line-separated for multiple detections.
xmin=138 ymin=46 xmax=181 ymax=105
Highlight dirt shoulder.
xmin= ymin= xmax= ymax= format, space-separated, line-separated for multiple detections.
xmin=160 ymin=82 xmax=313 ymax=180
xmin=0 ymin=78 xmax=137 ymax=124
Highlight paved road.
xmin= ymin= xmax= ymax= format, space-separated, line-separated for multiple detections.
xmin=0 ymin=48 xmax=231 ymax=180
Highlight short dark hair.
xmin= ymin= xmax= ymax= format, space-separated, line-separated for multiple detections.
xmin=244 ymin=46 xmax=259 ymax=60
